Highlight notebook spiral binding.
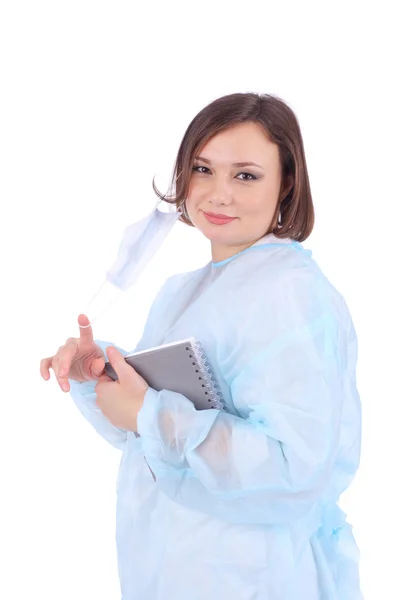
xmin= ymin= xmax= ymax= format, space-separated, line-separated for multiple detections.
xmin=186 ymin=340 xmax=225 ymax=410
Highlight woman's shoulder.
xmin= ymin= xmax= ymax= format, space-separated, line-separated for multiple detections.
xmin=232 ymin=241 xmax=323 ymax=288
xmin=238 ymin=242 xmax=349 ymax=321
xmin=154 ymin=262 xmax=211 ymax=301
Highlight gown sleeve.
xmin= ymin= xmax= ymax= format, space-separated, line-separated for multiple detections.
xmin=136 ymin=273 xmax=360 ymax=525
xmin=68 ymin=340 xmax=129 ymax=450
xmin=67 ymin=275 xmax=180 ymax=450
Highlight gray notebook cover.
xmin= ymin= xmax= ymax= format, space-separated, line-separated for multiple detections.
xmin=104 ymin=338 xmax=224 ymax=411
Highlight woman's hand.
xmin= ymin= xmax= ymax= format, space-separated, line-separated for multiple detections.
xmin=40 ymin=314 xmax=106 ymax=392
xmin=95 ymin=347 xmax=149 ymax=432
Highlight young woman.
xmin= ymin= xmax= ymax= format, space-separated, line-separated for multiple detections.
xmin=41 ymin=92 xmax=363 ymax=599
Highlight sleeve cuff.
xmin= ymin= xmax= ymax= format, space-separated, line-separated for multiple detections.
xmin=136 ymin=387 xmax=161 ymax=437
xmin=136 ymin=387 xmax=220 ymax=473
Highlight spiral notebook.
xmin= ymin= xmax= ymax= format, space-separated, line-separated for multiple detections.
xmin=104 ymin=338 xmax=224 ymax=411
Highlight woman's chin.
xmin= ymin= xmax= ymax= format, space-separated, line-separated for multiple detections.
xmin=197 ymin=226 xmax=235 ymax=243
xmin=195 ymin=218 xmax=239 ymax=240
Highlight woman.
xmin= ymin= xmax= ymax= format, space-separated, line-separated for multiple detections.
xmin=40 ymin=93 xmax=363 ymax=599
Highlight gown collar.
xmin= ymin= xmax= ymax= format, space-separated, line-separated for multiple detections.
xmin=211 ymin=233 xmax=295 ymax=269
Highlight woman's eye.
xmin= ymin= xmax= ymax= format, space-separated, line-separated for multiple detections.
xmin=236 ymin=172 xmax=257 ymax=181
xmin=192 ymin=167 xmax=257 ymax=180
xmin=192 ymin=166 xmax=210 ymax=174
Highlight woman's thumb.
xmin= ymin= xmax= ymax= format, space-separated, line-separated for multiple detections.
xmin=91 ymin=357 xmax=105 ymax=378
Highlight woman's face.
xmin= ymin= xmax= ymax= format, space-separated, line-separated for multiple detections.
xmin=185 ymin=121 xmax=285 ymax=263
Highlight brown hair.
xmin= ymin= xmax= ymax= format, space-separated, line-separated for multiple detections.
xmin=153 ymin=92 xmax=314 ymax=241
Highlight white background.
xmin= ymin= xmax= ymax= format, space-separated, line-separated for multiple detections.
xmin=1 ymin=1 xmax=399 ymax=598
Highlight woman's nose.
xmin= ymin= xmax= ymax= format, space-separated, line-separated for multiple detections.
xmin=209 ymin=175 xmax=233 ymax=205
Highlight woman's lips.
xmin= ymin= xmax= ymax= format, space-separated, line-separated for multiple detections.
xmin=203 ymin=212 xmax=237 ymax=225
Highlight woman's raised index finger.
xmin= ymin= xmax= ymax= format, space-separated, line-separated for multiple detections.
xmin=78 ymin=313 xmax=94 ymax=342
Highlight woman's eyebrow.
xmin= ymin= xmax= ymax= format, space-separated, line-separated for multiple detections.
xmin=195 ymin=156 xmax=264 ymax=169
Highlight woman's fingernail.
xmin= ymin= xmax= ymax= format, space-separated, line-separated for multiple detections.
xmin=62 ymin=383 xmax=69 ymax=392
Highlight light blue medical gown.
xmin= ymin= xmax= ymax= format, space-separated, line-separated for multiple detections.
xmin=69 ymin=235 xmax=363 ymax=600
